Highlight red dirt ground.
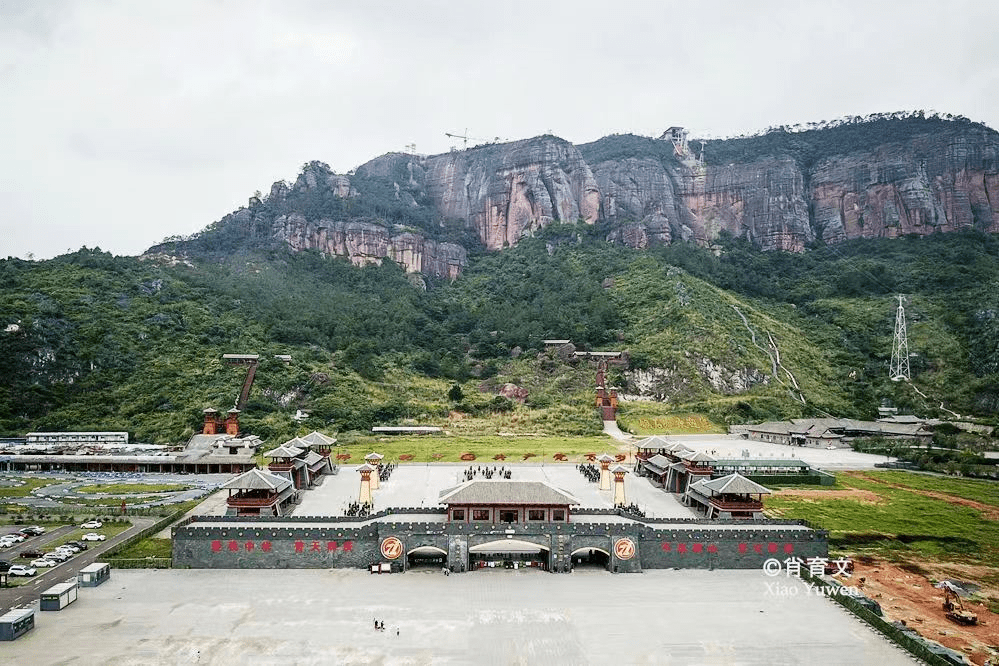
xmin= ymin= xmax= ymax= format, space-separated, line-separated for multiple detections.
xmin=842 ymin=559 xmax=999 ymax=665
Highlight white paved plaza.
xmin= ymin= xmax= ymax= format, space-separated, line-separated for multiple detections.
xmin=294 ymin=463 xmax=699 ymax=519
xmin=4 ymin=568 xmax=918 ymax=665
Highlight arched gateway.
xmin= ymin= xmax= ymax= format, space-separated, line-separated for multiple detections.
xmin=173 ymin=473 xmax=828 ymax=573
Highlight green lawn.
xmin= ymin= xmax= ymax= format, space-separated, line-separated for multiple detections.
xmin=74 ymin=483 xmax=192 ymax=494
xmin=0 ymin=478 xmax=60 ymax=498
xmin=112 ymin=537 xmax=172 ymax=559
xmin=765 ymin=471 xmax=999 ymax=564
xmin=51 ymin=522 xmax=132 ymax=549
xmin=331 ymin=434 xmax=624 ymax=463
xmin=614 ymin=406 xmax=724 ymax=436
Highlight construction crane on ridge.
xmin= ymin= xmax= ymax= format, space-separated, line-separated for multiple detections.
xmin=445 ymin=129 xmax=502 ymax=150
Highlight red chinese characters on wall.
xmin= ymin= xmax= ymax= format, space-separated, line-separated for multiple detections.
xmin=212 ymin=539 xmax=274 ymax=553
xmin=211 ymin=539 xmax=352 ymax=554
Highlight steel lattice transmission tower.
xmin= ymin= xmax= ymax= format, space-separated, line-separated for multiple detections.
xmin=890 ymin=295 xmax=910 ymax=382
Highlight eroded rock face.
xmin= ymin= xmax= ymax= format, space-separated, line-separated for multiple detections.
xmin=272 ymin=213 xmax=467 ymax=280
xmin=163 ymin=124 xmax=999 ymax=276
xmin=423 ymin=136 xmax=600 ymax=250
xmin=594 ymin=155 xmax=813 ymax=251
xmin=498 ymin=383 xmax=529 ymax=403
xmin=809 ymin=130 xmax=999 ymax=242
xmin=590 ymin=127 xmax=999 ymax=251
xmin=623 ymin=361 xmax=768 ymax=401
xmin=694 ymin=358 xmax=768 ymax=393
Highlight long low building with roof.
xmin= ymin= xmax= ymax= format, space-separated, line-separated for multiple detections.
xmin=741 ymin=417 xmax=932 ymax=447
xmin=634 ymin=436 xmax=836 ymax=488
xmin=0 ymin=432 xmax=262 ymax=474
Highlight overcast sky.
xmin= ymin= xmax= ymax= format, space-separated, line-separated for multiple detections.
xmin=2 ymin=0 xmax=997 ymax=260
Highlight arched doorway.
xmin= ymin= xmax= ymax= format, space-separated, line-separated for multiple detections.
xmin=569 ymin=547 xmax=611 ymax=571
xmin=468 ymin=539 xmax=550 ymax=571
xmin=407 ymin=546 xmax=448 ymax=570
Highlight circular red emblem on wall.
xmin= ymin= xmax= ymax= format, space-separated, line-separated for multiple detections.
xmin=614 ymin=538 xmax=636 ymax=560
xmin=380 ymin=536 xmax=403 ymax=560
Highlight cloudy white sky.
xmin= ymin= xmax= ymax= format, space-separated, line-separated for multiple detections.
xmin=2 ymin=0 xmax=997 ymax=260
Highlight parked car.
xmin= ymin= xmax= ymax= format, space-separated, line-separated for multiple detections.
xmin=65 ymin=541 xmax=88 ymax=551
xmin=43 ymin=551 xmax=70 ymax=562
xmin=9 ymin=565 xmax=36 ymax=576
xmin=80 ymin=520 xmax=103 ymax=529
xmin=57 ymin=544 xmax=80 ymax=553
xmin=19 ymin=548 xmax=45 ymax=559
xmin=0 ymin=540 xmax=15 ymax=549
xmin=0 ymin=560 xmax=11 ymax=572
xmin=21 ymin=526 xmax=45 ymax=536
xmin=81 ymin=533 xmax=106 ymax=542
xmin=31 ymin=558 xmax=58 ymax=568
xmin=4 ymin=533 xmax=25 ymax=542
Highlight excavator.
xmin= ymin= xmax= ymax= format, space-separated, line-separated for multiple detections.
xmin=938 ymin=581 xmax=978 ymax=626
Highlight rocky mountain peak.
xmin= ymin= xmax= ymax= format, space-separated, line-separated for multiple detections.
xmin=156 ymin=113 xmax=999 ymax=278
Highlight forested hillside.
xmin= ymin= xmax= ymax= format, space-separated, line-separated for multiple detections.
xmin=3 ymin=227 xmax=999 ymax=443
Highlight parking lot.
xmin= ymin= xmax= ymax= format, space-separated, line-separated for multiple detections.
xmin=2 ymin=568 xmax=918 ymax=665
xmin=0 ymin=517 xmax=154 ymax=614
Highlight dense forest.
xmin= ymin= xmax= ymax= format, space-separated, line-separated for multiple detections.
xmin=2 ymin=225 xmax=998 ymax=444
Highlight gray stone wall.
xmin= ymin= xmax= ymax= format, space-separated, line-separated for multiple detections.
xmin=174 ymin=516 xmax=827 ymax=573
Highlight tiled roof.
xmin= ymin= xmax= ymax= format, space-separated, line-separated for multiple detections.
xmin=221 ymin=468 xmax=292 ymax=492
xmin=690 ymin=473 xmax=771 ymax=496
xmin=439 ymin=481 xmax=579 ymax=506
xmin=263 ymin=444 xmax=304 ymax=459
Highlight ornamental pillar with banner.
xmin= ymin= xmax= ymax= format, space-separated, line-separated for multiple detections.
xmin=612 ymin=537 xmax=642 ymax=573
xmin=611 ymin=465 xmax=628 ymax=506
xmin=364 ymin=452 xmax=384 ymax=490
xmin=358 ymin=464 xmax=375 ymax=505
xmin=597 ymin=454 xmax=615 ymax=491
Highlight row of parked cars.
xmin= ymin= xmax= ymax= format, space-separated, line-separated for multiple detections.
xmin=0 ymin=525 xmax=47 ymax=550
xmin=1 ymin=521 xmax=106 ymax=577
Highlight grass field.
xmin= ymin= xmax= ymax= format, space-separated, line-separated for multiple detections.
xmin=113 ymin=537 xmax=172 ymax=559
xmin=329 ymin=434 xmax=625 ymax=463
xmin=0 ymin=478 xmax=60 ymax=498
xmin=765 ymin=471 xmax=999 ymax=566
xmin=52 ymin=522 xmax=132 ymax=548
xmin=74 ymin=483 xmax=192 ymax=494
xmin=614 ymin=406 xmax=724 ymax=436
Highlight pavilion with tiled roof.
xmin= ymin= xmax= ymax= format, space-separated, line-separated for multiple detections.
xmin=221 ymin=467 xmax=296 ymax=516
xmin=439 ymin=480 xmax=579 ymax=524
xmin=684 ymin=473 xmax=771 ymax=519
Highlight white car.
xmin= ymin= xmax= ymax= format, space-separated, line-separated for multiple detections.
xmin=3 ymin=533 xmax=25 ymax=542
xmin=80 ymin=521 xmax=103 ymax=529
xmin=81 ymin=533 xmax=106 ymax=542
xmin=9 ymin=565 xmax=36 ymax=576
xmin=0 ymin=540 xmax=15 ymax=549
xmin=31 ymin=558 xmax=58 ymax=568
xmin=57 ymin=544 xmax=81 ymax=553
